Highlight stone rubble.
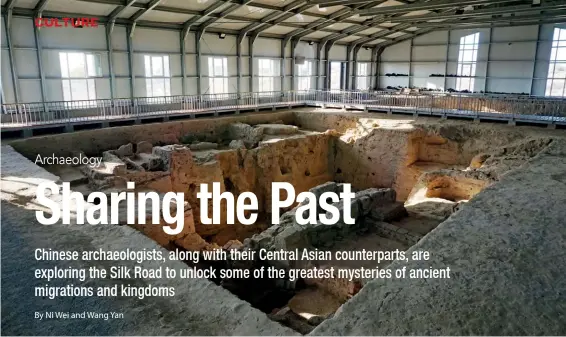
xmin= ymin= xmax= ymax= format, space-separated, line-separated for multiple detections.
xmin=244 ymin=182 xmax=412 ymax=268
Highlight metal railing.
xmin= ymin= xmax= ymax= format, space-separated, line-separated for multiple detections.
xmin=2 ymin=90 xmax=565 ymax=128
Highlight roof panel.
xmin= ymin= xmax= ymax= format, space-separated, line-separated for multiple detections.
xmin=402 ymin=9 xmax=432 ymax=17
xmin=252 ymin=0 xmax=296 ymax=7
xmin=141 ymin=10 xmax=193 ymax=23
xmin=229 ymin=5 xmax=273 ymax=19
xmin=261 ymin=25 xmax=297 ymax=35
xmin=46 ymin=0 xmax=115 ymax=16
xmin=303 ymin=31 xmax=332 ymax=39
xmin=348 ymin=14 xmax=366 ymax=22
xmin=375 ymin=0 xmax=406 ymax=7
xmin=358 ymin=27 xmax=384 ymax=35
xmin=386 ymin=31 xmax=406 ymax=39
xmin=282 ymin=13 xmax=319 ymax=24
xmin=380 ymin=22 xmax=401 ymax=28
xmin=305 ymin=4 xmax=346 ymax=16
xmin=164 ymin=0 xmax=221 ymax=11
xmin=117 ymin=7 xmax=141 ymax=19
xmin=336 ymin=35 xmax=360 ymax=43
xmin=326 ymin=22 xmax=354 ymax=31
xmin=210 ymin=21 xmax=250 ymax=30
xmin=192 ymin=16 xmax=211 ymax=25
xmin=10 ymin=0 xmax=38 ymax=9
xmin=366 ymin=38 xmax=387 ymax=45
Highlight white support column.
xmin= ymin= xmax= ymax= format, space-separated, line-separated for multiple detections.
xmin=4 ymin=5 xmax=20 ymax=103
xmin=444 ymin=30 xmax=450 ymax=91
xmin=485 ymin=26 xmax=493 ymax=93
xmin=530 ymin=24 xmax=542 ymax=96
xmin=126 ymin=25 xmax=135 ymax=99
xmin=106 ymin=23 xmax=116 ymax=100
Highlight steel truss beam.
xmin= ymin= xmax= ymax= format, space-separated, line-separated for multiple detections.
xmin=182 ymin=1 xmax=225 ymax=31
xmin=344 ymin=5 xmax=455 ymax=90
xmin=107 ymin=0 xmax=136 ymax=34
xmin=357 ymin=0 xmax=520 ymax=16
xmin=198 ymin=0 xmax=254 ymax=39
xmin=34 ymin=0 xmax=50 ymax=17
xmin=240 ymin=0 xmax=310 ymax=40
xmin=285 ymin=1 xmax=388 ymax=43
xmin=382 ymin=2 xmax=566 ymax=23
xmin=129 ymin=0 xmax=162 ymax=35
xmin=313 ymin=0 xmax=379 ymax=7
xmin=75 ymin=0 xmax=382 ymax=26
xmin=415 ymin=12 xmax=566 ymax=28
xmin=4 ymin=7 xmax=357 ymax=46
xmin=323 ymin=0 xmax=438 ymax=49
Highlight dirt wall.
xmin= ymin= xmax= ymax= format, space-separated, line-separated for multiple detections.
xmin=131 ymin=133 xmax=332 ymax=243
xmin=9 ymin=111 xmax=294 ymax=159
xmin=294 ymin=109 xmax=565 ymax=200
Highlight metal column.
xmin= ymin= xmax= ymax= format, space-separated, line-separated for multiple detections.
xmin=316 ymin=43 xmax=324 ymax=90
xmin=352 ymin=45 xmax=362 ymax=91
xmin=281 ymin=39 xmax=287 ymax=92
xmin=291 ymin=38 xmax=299 ymax=91
xmin=237 ymin=34 xmax=244 ymax=95
xmin=443 ymin=30 xmax=451 ymax=91
xmin=345 ymin=45 xmax=352 ymax=90
xmin=530 ymin=24 xmax=542 ymax=96
xmin=325 ymin=43 xmax=333 ymax=89
xmin=485 ymin=26 xmax=493 ymax=93
xmin=249 ymin=36 xmax=255 ymax=93
xmin=370 ymin=47 xmax=377 ymax=90
xmin=126 ymin=25 xmax=135 ymax=99
xmin=181 ymin=24 xmax=191 ymax=96
xmin=196 ymin=30 xmax=202 ymax=95
xmin=408 ymin=38 xmax=413 ymax=88
xmin=33 ymin=20 xmax=48 ymax=106
xmin=106 ymin=24 xmax=116 ymax=100
xmin=4 ymin=12 xmax=20 ymax=103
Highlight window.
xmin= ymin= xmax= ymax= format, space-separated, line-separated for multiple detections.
xmin=356 ymin=62 xmax=370 ymax=91
xmin=208 ymin=56 xmax=228 ymax=96
xmin=330 ymin=62 xmax=342 ymax=92
xmin=144 ymin=55 xmax=171 ymax=97
xmin=456 ymin=32 xmax=479 ymax=92
xmin=297 ymin=60 xmax=312 ymax=91
xmin=546 ymin=28 xmax=566 ymax=97
xmin=59 ymin=52 xmax=101 ymax=105
xmin=258 ymin=58 xmax=279 ymax=94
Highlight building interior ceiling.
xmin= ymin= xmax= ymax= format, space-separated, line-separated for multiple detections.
xmin=2 ymin=0 xmax=566 ymax=49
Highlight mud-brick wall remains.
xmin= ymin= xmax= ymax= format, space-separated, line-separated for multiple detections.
xmin=294 ymin=110 xmax=565 ymax=201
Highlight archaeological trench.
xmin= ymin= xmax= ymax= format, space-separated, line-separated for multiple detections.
xmin=2 ymin=108 xmax=566 ymax=335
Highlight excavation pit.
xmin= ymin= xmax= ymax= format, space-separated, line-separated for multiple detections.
xmin=4 ymin=109 xmax=566 ymax=335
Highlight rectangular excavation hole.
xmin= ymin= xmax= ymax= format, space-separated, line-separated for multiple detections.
xmin=18 ymin=115 xmax=554 ymax=335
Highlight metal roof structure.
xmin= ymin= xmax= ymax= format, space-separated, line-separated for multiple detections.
xmin=3 ymin=0 xmax=566 ymax=50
